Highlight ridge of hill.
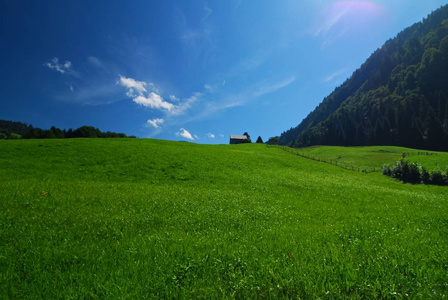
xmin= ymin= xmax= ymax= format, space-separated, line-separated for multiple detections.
xmin=279 ymin=4 xmax=448 ymax=151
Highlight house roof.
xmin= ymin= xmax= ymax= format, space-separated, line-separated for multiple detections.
xmin=230 ymin=135 xmax=248 ymax=140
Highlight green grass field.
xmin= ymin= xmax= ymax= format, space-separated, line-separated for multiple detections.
xmin=283 ymin=145 xmax=448 ymax=173
xmin=1 ymin=139 xmax=447 ymax=298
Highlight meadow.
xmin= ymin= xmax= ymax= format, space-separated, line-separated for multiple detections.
xmin=1 ymin=139 xmax=447 ymax=298
xmin=281 ymin=145 xmax=448 ymax=173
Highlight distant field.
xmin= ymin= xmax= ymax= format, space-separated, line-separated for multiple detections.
xmin=1 ymin=139 xmax=447 ymax=298
xmin=284 ymin=145 xmax=448 ymax=172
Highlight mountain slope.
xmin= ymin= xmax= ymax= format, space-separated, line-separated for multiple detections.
xmin=279 ymin=4 xmax=448 ymax=151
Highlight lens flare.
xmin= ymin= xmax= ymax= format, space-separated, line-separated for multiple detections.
xmin=315 ymin=1 xmax=387 ymax=40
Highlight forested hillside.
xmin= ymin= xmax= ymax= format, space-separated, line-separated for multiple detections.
xmin=279 ymin=4 xmax=448 ymax=151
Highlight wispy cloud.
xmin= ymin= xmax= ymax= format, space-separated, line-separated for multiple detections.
xmin=314 ymin=6 xmax=351 ymax=37
xmin=55 ymin=83 xmax=122 ymax=105
xmin=87 ymin=56 xmax=112 ymax=74
xmin=45 ymin=57 xmax=72 ymax=74
xmin=170 ymin=92 xmax=202 ymax=116
xmin=253 ymin=76 xmax=296 ymax=97
xmin=312 ymin=1 xmax=387 ymax=46
xmin=176 ymin=128 xmax=194 ymax=140
xmin=206 ymin=133 xmax=215 ymax=138
xmin=45 ymin=56 xmax=127 ymax=103
xmin=175 ymin=5 xmax=215 ymax=70
xmin=202 ymin=5 xmax=213 ymax=21
xmin=323 ymin=68 xmax=348 ymax=83
xmin=88 ymin=56 xmax=103 ymax=67
xmin=169 ymin=95 xmax=179 ymax=102
xmin=147 ymin=118 xmax=164 ymax=128
xmin=179 ymin=75 xmax=296 ymax=125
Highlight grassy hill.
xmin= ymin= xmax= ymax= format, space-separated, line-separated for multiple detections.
xmin=1 ymin=139 xmax=447 ymax=298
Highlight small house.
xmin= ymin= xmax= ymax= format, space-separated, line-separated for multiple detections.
xmin=229 ymin=135 xmax=249 ymax=144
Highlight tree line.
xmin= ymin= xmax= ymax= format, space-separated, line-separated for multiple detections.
xmin=0 ymin=120 xmax=135 ymax=139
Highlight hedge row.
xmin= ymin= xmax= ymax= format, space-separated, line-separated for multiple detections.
xmin=382 ymin=159 xmax=448 ymax=185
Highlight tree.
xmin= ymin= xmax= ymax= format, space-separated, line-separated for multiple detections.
xmin=72 ymin=126 xmax=102 ymax=138
xmin=266 ymin=136 xmax=279 ymax=145
xmin=243 ymin=132 xmax=252 ymax=143
xmin=256 ymin=136 xmax=263 ymax=143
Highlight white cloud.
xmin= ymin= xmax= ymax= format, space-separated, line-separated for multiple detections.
xmin=219 ymin=134 xmax=224 ymax=138
xmin=45 ymin=57 xmax=72 ymax=74
xmin=147 ymin=118 xmax=164 ymax=128
xmin=206 ymin=133 xmax=215 ymax=138
xmin=118 ymin=75 xmax=147 ymax=95
xmin=117 ymin=76 xmax=175 ymax=111
xmin=134 ymin=93 xmax=174 ymax=111
xmin=194 ymin=134 xmax=200 ymax=139
xmin=176 ymin=128 xmax=194 ymax=140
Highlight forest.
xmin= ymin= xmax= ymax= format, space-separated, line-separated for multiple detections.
xmin=0 ymin=120 xmax=135 ymax=139
xmin=279 ymin=4 xmax=448 ymax=151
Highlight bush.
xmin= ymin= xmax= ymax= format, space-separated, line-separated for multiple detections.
xmin=391 ymin=160 xmax=404 ymax=179
xmin=430 ymin=169 xmax=445 ymax=185
xmin=403 ymin=162 xmax=421 ymax=183
xmin=382 ymin=164 xmax=392 ymax=176
xmin=421 ymin=166 xmax=431 ymax=184
xmin=386 ymin=159 xmax=421 ymax=183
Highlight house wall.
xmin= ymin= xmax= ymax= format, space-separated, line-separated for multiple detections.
xmin=230 ymin=138 xmax=248 ymax=144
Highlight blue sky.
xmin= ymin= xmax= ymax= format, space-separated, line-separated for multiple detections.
xmin=1 ymin=1 xmax=447 ymax=143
